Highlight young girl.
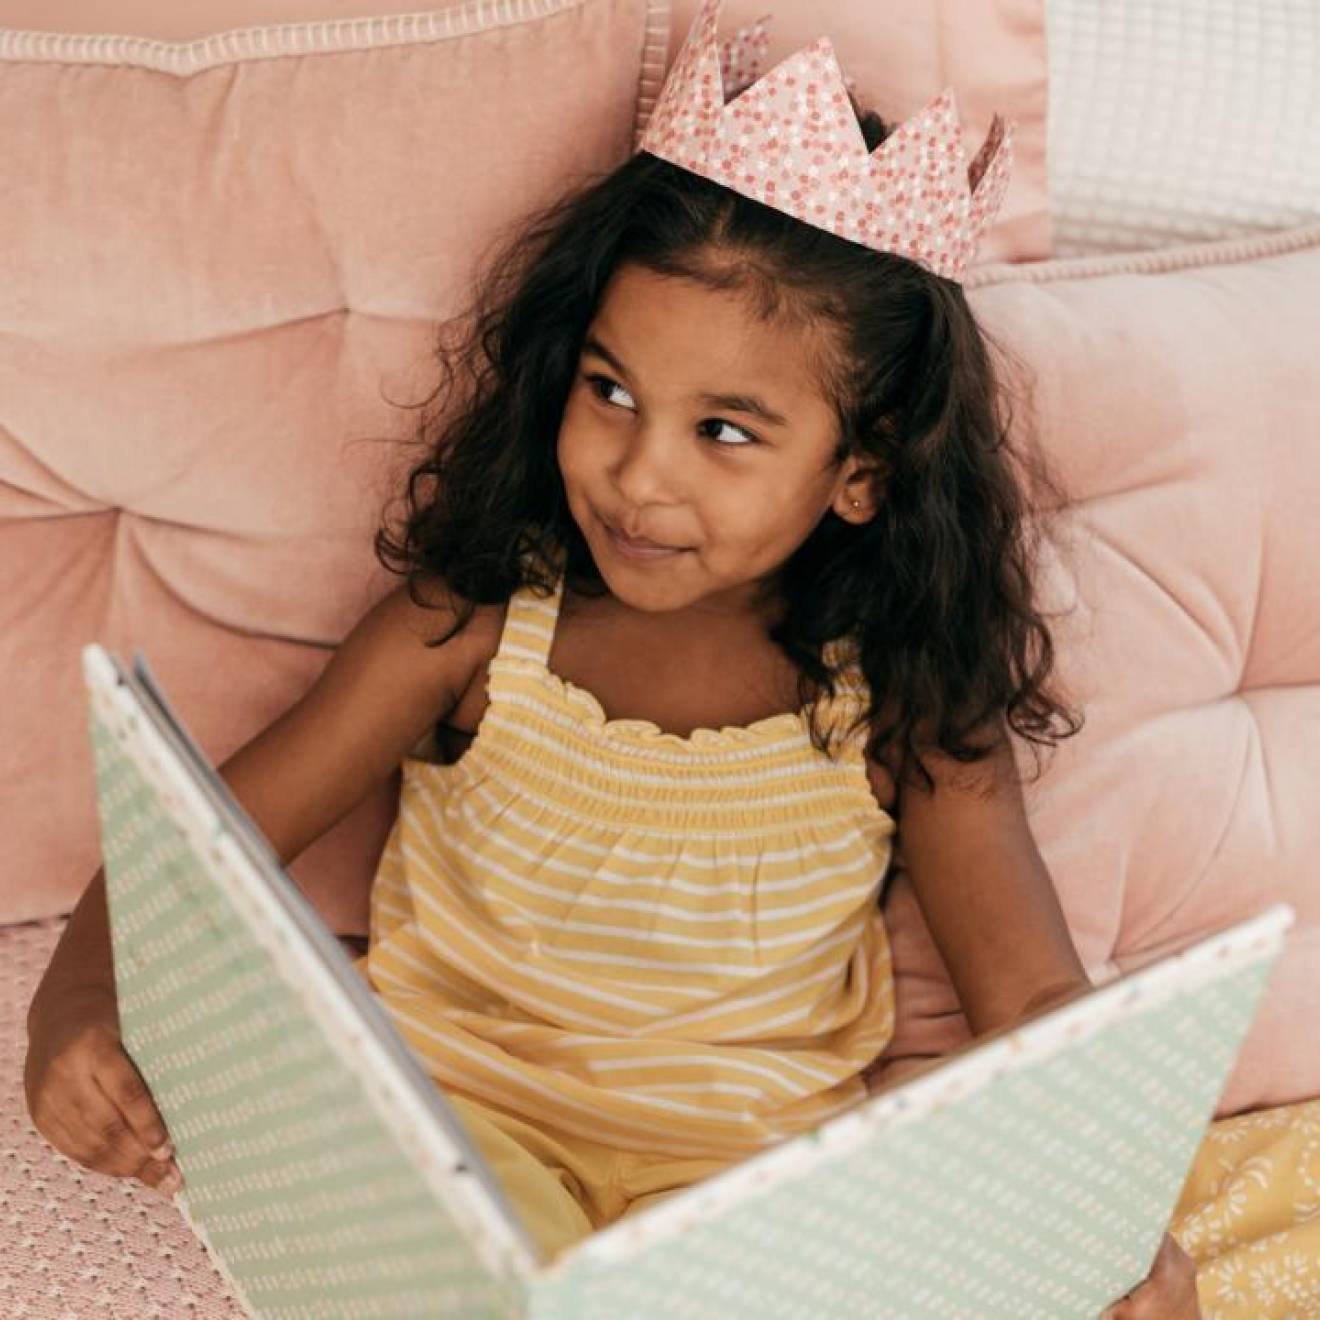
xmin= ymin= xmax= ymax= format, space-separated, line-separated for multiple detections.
xmin=26 ymin=3 xmax=1202 ymax=1312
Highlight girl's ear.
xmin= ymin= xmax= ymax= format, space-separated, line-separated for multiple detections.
xmin=832 ymin=454 xmax=887 ymax=525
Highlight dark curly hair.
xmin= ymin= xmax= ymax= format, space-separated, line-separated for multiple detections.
xmin=376 ymin=99 xmax=1081 ymax=790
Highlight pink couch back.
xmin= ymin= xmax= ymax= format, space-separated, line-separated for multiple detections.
xmin=0 ymin=0 xmax=671 ymax=932
xmin=0 ymin=0 xmax=1050 ymax=925
xmin=880 ymin=227 xmax=1320 ymax=1117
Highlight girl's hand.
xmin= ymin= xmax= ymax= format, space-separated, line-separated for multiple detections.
xmin=1100 ymin=1234 xmax=1201 ymax=1319
xmin=861 ymin=1055 xmax=942 ymax=1095
xmin=24 ymin=990 xmax=183 ymax=1197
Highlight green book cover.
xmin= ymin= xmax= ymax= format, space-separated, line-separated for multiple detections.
xmin=85 ymin=643 xmax=1292 ymax=1319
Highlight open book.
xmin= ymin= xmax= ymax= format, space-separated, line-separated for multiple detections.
xmin=84 ymin=643 xmax=1293 ymax=1319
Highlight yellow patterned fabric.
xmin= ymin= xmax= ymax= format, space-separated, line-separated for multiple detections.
xmin=1171 ymin=1096 xmax=1320 ymax=1318
xmin=359 ymin=557 xmax=897 ymax=1172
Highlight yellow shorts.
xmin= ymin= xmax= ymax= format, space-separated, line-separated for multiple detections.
xmin=1170 ymin=1096 xmax=1320 ymax=1318
xmin=447 ymin=1093 xmax=732 ymax=1260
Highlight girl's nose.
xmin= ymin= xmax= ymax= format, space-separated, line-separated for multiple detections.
xmin=611 ymin=424 xmax=684 ymax=504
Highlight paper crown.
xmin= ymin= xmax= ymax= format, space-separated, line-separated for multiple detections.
xmin=636 ymin=0 xmax=1015 ymax=282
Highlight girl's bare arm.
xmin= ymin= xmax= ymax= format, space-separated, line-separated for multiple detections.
xmin=29 ymin=582 xmax=489 ymax=1041
xmin=884 ymin=726 xmax=1090 ymax=1037
xmin=872 ymin=733 xmax=1199 ymax=1316
xmin=26 ymin=582 xmax=492 ymax=1192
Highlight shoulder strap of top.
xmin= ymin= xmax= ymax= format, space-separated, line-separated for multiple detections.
xmin=490 ymin=555 xmax=565 ymax=670
xmin=490 ymin=550 xmax=871 ymax=749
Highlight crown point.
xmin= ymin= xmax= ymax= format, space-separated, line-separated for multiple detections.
xmin=640 ymin=1 xmax=1010 ymax=280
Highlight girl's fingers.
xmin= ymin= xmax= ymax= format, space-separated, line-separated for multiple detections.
xmin=94 ymin=1056 xmax=172 ymax=1160
xmin=46 ymin=1085 xmax=181 ymax=1191
xmin=25 ymin=1019 xmax=171 ymax=1182
xmin=55 ymin=1079 xmax=156 ymax=1177
xmin=133 ymin=1153 xmax=183 ymax=1194
xmin=32 ymin=1107 xmax=94 ymax=1176
xmin=1099 ymin=1235 xmax=1200 ymax=1320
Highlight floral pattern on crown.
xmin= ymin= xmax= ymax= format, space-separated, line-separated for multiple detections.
xmin=637 ymin=0 xmax=1014 ymax=282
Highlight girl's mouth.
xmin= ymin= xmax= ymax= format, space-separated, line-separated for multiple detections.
xmin=599 ymin=515 xmax=689 ymax=561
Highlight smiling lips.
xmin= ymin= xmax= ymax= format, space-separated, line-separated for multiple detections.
xmin=600 ymin=516 xmax=688 ymax=558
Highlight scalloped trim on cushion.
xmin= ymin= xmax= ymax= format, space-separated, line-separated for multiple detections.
xmin=0 ymin=0 xmax=668 ymax=87
xmin=965 ymin=218 xmax=1320 ymax=289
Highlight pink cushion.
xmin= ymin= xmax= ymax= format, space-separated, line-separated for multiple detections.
xmin=667 ymin=0 xmax=1052 ymax=265
xmin=0 ymin=0 xmax=456 ymax=36
xmin=0 ymin=0 xmax=1052 ymax=273
xmin=0 ymin=0 xmax=669 ymax=927
xmin=874 ymin=224 xmax=1320 ymax=1117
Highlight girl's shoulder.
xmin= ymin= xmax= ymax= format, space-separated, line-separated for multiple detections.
xmin=363 ymin=579 xmax=505 ymax=682
xmin=212 ymin=578 xmax=505 ymax=866
xmin=823 ymin=647 xmax=898 ymax=815
xmin=303 ymin=577 xmax=511 ymax=768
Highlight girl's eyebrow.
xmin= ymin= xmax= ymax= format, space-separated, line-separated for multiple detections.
xmin=581 ymin=334 xmax=789 ymax=428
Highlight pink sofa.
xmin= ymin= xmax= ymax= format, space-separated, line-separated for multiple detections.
xmin=2 ymin=0 xmax=1316 ymax=1312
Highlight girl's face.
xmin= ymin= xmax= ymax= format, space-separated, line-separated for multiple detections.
xmin=557 ymin=263 xmax=877 ymax=618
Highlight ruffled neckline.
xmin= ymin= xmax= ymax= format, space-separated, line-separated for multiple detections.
xmin=532 ymin=658 xmax=814 ymax=750
xmin=488 ymin=630 xmax=860 ymax=753
xmin=491 ymin=551 xmax=862 ymax=752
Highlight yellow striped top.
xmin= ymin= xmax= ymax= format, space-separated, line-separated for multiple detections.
xmin=361 ymin=559 xmax=896 ymax=1160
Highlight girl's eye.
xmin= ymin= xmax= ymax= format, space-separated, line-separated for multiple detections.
xmin=586 ymin=374 xmax=635 ymax=410
xmin=582 ymin=374 xmax=757 ymax=448
xmin=696 ymin=418 xmax=757 ymax=448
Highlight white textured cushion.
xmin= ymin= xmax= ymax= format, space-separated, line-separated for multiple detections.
xmin=1047 ymin=0 xmax=1320 ymax=255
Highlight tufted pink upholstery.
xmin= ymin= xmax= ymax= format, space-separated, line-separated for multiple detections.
xmin=0 ymin=0 xmax=671 ymax=929
xmin=0 ymin=0 xmax=1053 ymax=931
xmin=3 ymin=0 xmax=1315 ymax=1116
xmin=874 ymin=225 xmax=1320 ymax=1117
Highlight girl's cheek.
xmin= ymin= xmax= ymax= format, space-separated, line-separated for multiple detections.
xmin=555 ymin=423 xmax=583 ymax=476
xmin=559 ymin=409 xmax=612 ymax=476
xmin=555 ymin=427 xmax=599 ymax=500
